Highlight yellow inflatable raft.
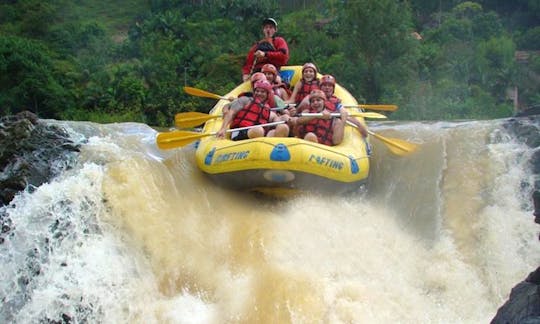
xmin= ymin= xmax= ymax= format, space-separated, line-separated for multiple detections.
xmin=194 ymin=66 xmax=370 ymax=196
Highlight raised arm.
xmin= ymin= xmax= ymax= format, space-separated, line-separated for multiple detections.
xmin=285 ymin=81 xmax=301 ymax=104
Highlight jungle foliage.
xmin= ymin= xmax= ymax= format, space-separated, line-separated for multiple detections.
xmin=0 ymin=0 xmax=539 ymax=125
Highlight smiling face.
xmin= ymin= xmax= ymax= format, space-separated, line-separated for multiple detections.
xmin=320 ymin=83 xmax=334 ymax=97
xmin=309 ymin=97 xmax=325 ymax=112
xmin=263 ymin=72 xmax=275 ymax=82
xmin=253 ymin=87 xmax=269 ymax=101
xmin=302 ymin=68 xmax=316 ymax=81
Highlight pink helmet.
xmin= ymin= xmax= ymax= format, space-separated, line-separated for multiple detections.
xmin=302 ymin=62 xmax=318 ymax=74
xmin=254 ymin=80 xmax=273 ymax=94
xmin=309 ymin=89 xmax=326 ymax=101
xmin=320 ymin=74 xmax=336 ymax=87
xmin=261 ymin=64 xmax=278 ymax=75
xmin=250 ymin=72 xmax=266 ymax=83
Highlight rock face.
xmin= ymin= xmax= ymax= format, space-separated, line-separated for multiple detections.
xmin=492 ymin=112 xmax=540 ymax=323
xmin=0 ymin=111 xmax=79 ymax=205
xmin=0 ymin=111 xmax=80 ymax=243
xmin=492 ymin=267 xmax=540 ymax=324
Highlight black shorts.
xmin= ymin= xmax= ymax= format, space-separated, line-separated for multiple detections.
xmin=231 ymin=129 xmax=249 ymax=141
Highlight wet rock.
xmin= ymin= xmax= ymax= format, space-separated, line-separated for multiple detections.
xmin=493 ymin=115 xmax=540 ymax=322
xmin=491 ymin=267 xmax=540 ymax=324
xmin=0 ymin=111 xmax=80 ymax=206
xmin=0 ymin=111 xmax=80 ymax=244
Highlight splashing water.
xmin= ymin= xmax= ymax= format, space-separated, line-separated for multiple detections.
xmin=1 ymin=119 xmax=538 ymax=323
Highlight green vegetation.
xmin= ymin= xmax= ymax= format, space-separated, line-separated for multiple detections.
xmin=0 ymin=0 xmax=539 ymax=125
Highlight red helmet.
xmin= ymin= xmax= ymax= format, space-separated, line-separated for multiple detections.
xmin=309 ymin=89 xmax=326 ymax=102
xmin=254 ymin=80 xmax=273 ymax=94
xmin=250 ymin=72 xmax=266 ymax=83
xmin=302 ymin=62 xmax=318 ymax=74
xmin=261 ymin=64 xmax=278 ymax=76
xmin=320 ymin=74 xmax=336 ymax=87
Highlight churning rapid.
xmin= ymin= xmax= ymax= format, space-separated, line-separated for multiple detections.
xmin=1 ymin=118 xmax=539 ymax=323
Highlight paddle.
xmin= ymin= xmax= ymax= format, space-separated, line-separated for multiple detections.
xmin=174 ymin=112 xmax=221 ymax=128
xmin=174 ymin=111 xmax=388 ymax=129
xmin=343 ymin=104 xmax=398 ymax=112
xmin=183 ymin=86 xmax=233 ymax=101
xmin=273 ymin=103 xmax=397 ymax=112
xmin=156 ymin=121 xmax=285 ymax=150
xmin=299 ymin=112 xmax=387 ymax=119
xmin=367 ymin=130 xmax=417 ymax=156
xmin=345 ymin=121 xmax=417 ymax=156
xmin=183 ymin=86 xmax=398 ymax=112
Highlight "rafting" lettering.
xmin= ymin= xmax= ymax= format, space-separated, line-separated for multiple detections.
xmin=215 ymin=151 xmax=250 ymax=163
xmin=308 ymin=154 xmax=343 ymax=170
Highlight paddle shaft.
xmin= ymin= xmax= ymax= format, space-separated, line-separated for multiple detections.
xmin=183 ymin=86 xmax=232 ymax=100
xmin=299 ymin=112 xmax=386 ymax=119
xmin=343 ymin=104 xmax=398 ymax=112
xmin=157 ymin=120 xmax=286 ymax=150
xmin=223 ymin=120 xmax=284 ymax=133
xmin=183 ymin=86 xmax=397 ymax=112
xmin=346 ymin=121 xmax=417 ymax=156
xmin=175 ymin=120 xmax=286 ymax=138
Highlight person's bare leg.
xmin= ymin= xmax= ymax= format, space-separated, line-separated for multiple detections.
xmin=269 ymin=124 xmax=289 ymax=137
xmin=248 ymin=126 xmax=265 ymax=138
xmin=304 ymin=132 xmax=318 ymax=143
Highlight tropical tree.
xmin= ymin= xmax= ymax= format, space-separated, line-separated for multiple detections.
xmin=336 ymin=0 xmax=420 ymax=110
xmin=410 ymin=1 xmax=514 ymax=119
xmin=0 ymin=36 xmax=70 ymax=118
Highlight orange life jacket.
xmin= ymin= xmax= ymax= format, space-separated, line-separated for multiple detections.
xmin=231 ymin=98 xmax=271 ymax=129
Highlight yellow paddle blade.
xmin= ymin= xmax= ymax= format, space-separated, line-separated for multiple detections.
xmin=175 ymin=112 xmax=220 ymax=128
xmin=344 ymin=104 xmax=398 ymax=112
xmin=368 ymin=131 xmax=418 ymax=156
xmin=183 ymin=86 xmax=230 ymax=100
xmin=156 ymin=130 xmax=214 ymax=150
xmin=351 ymin=112 xmax=387 ymax=119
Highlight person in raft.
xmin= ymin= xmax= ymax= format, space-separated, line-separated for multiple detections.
xmin=222 ymin=71 xmax=287 ymax=114
xmin=242 ymin=18 xmax=289 ymax=82
xmin=217 ymin=80 xmax=290 ymax=141
xmin=286 ymin=62 xmax=320 ymax=106
xmin=261 ymin=63 xmax=290 ymax=101
xmin=296 ymin=74 xmax=368 ymax=138
xmin=222 ymin=72 xmax=273 ymax=114
xmin=295 ymin=89 xmax=348 ymax=145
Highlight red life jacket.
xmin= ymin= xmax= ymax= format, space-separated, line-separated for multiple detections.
xmin=242 ymin=36 xmax=290 ymax=75
xmin=231 ymin=98 xmax=271 ymax=129
xmin=296 ymin=79 xmax=320 ymax=104
xmin=297 ymin=106 xmax=334 ymax=146
xmin=325 ymin=95 xmax=341 ymax=112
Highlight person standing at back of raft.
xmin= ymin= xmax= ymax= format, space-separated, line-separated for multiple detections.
xmin=242 ymin=18 xmax=290 ymax=82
